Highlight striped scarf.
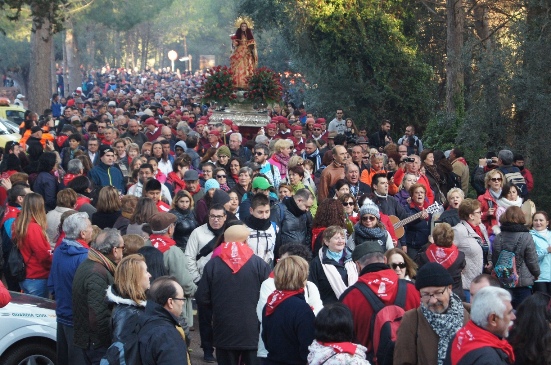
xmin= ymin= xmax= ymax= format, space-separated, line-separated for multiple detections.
xmin=87 ymin=247 xmax=116 ymax=274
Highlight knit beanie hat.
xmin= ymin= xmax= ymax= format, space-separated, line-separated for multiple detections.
xmin=217 ymin=145 xmax=231 ymax=157
xmin=415 ymin=262 xmax=454 ymax=290
xmin=204 ymin=179 xmax=220 ymax=192
xmin=359 ymin=201 xmax=380 ymax=219
xmin=212 ymin=189 xmax=231 ymax=206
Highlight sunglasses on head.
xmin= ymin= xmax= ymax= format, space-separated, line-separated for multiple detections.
xmin=391 ymin=262 xmax=406 ymax=270
xmin=362 ymin=215 xmax=377 ymax=222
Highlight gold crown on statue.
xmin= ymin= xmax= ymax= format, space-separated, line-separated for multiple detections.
xmin=234 ymin=15 xmax=254 ymax=29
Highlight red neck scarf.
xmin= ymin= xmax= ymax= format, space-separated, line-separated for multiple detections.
xmin=265 ymin=288 xmax=305 ymax=316
xmin=467 ymin=222 xmax=486 ymax=242
xmin=425 ymin=243 xmax=459 ymax=269
xmin=320 ymin=342 xmax=358 ymax=356
xmin=451 ymin=321 xmax=515 ymax=365
xmin=218 ymin=242 xmax=254 ymax=274
xmin=150 ymin=234 xmax=176 ymax=253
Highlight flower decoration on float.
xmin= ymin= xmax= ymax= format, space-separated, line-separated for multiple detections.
xmin=201 ymin=65 xmax=236 ymax=106
xmin=246 ymin=67 xmax=284 ymax=105
xmin=234 ymin=15 xmax=254 ymax=29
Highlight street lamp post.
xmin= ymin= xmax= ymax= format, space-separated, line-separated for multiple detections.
xmin=167 ymin=50 xmax=178 ymax=72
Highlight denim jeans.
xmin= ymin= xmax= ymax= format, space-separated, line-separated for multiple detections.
xmin=20 ymin=278 xmax=49 ymax=298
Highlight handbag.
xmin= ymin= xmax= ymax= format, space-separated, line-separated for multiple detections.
xmin=492 ymin=235 xmax=522 ymax=288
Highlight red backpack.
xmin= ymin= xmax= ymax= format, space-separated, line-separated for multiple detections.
xmin=352 ymin=280 xmax=407 ymax=365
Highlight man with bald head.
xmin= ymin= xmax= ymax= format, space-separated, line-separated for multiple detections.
xmin=120 ymin=119 xmax=148 ymax=148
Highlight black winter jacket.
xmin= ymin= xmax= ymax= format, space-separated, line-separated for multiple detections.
xmin=271 ymin=199 xmax=312 ymax=253
xmin=105 ymin=285 xmax=146 ymax=365
xmin=138 ymin=301 xmax=189 ymax=365
xmin=196 ymin=253 xmax=270 ymax=350
xmin=72 ymin=258 xmax=115 ymax=349
xmin=169 ymin=207 xmax=197 ymax=250
xmin=309 ymin=246 xmax=353 ymax=305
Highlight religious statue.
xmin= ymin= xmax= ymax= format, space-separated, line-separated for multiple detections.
xmin=230 ymin=16 xmax=258 ymax=89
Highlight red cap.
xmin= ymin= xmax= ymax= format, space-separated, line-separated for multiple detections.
xmin=266 ymin=123 xmax=276 ymax=130
xmin=231 ymin=124 xmax=239 ymax=132
xmin=306 ymin=118 xmax=315 ymax=124
xmin=208 ymin=130 xmax=220 ymax=137
xmin=222 ymin=119 xmax=233 ymax=126
xmin=313 ymin=123 xmax=322 ymax=129
xmin=196 ymin=120 xmax=208 ymax=126
xmin=67 ymin=99 xmax=75 ymax=107
xmin=316 ymin=118 xmax=326 ymax=124
xmin=144 ymin=118 xmax=157 ymax=126
xmin=174 ymin=110 xmax=183 ymax=116
xmin=291 ymin=126 xmax=303 ymax=132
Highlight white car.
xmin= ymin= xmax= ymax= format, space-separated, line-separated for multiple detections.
xmin=0 ymin=291 xmax=57 ymax=365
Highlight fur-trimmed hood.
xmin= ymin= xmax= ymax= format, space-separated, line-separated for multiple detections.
xmin=106 ymin=285 xmax=146 ymax=307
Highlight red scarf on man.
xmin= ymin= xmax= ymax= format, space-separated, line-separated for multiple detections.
xmin=320 ymin=342 xmax=358 ymax=356
xmin=450 ymin=321 xmax=515 ymax=365
xmin=150 ymin=234 xmax=176 ymax=253
xmin=265 ymin=288 xmax=305 ymax=316
xmin=218 ymin=242 xmax=254 ymax=274
xmin=425 ymin=243 xmax=459 ymax=269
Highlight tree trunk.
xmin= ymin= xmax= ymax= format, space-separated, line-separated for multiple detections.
xmin=445 ymin=0 xmax=464 ymax=115
xmin=65 ymin=20 xmax=81 ymax=96
xmin=29 ymin=15 xmax=53 ymax=113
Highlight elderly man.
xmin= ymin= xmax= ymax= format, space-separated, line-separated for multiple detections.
xmin=394 ymin=262 xmax=469 ymax=365
xmin=138 ymin=277 xmax=191 ymax=365
xmin=88 ymin=145 xmax=125 ymax=193
xmin=148 ymin=212 xmax=196 ymax=328
xmin=144 ymin=117 xmax=162 ymax=141
xmin=318 ymin=145 xmax=348 ymax=201
xmin=48 ymin=212 xmax=92 ymax=365
xmin=72 ymin=228 xmax=124 ymax=364
xmin=229 ymin=132 xmax=252 ymax=163
xmin=120 ymin=119 xmax=148 ymax=148
xmin=445 ymin=286 xmax=516 ymax=365
xmin=343 ymin=162 xmax=371 ymax=198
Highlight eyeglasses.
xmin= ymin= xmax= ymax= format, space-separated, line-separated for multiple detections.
xmin=171 ymin=297 xmax=186 ymax=302
xmin=209 ymin=214 xmax=225 ymax=220
xmin=343 ymin=201 xmax=355 ymax=207
xmin=202 ymin=170 xmax=212 ymax=174
xmin=255 ymin=152 xmax=264 ymax=156
xmin=116 ymin=245 xmax=125 ymax=251
xmin=362 ymin=215 xmax=377 ymax=222
xmin=420 ymin=288 xmax=447 ymax=300
xmin=391 ymin=262 xmax=406 ymax=270
xmin=490 ymin=177 xmax=503 ymax=182
xmin=216 ymin=175 xmax=227 ymax=178
xmin=473 ymin=210 xmax=482 ymax=215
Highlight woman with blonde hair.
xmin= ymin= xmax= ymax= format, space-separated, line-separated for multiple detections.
xmin=13 ymin=193 xmax=52 ymax=298
xmin=268 ymin=139 xmax=293 ymax=181
xmin=105 ymin=254 xmax=151 ymax=364
xmin=262 ymin=256 xmax=316 ymax=364
xmin=91 ymin=186 xmax=122 ymax=229
xmin=477 ymin=169 xmax=505 ymax=233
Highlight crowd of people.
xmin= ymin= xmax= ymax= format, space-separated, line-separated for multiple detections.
xmin=0 ymin=67 xmax=549 ymax=365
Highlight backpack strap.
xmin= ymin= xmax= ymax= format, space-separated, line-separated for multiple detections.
xmin=394 ymin=279 xmax=408 ymax=309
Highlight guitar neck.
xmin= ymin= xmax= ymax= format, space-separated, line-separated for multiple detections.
xmin=394 ymin=211 xmax=424 ymax=230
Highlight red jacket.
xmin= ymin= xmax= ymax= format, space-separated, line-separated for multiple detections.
xmin=0 ymin=281 xmax=10 ymax=308
xmin=340 ymin=265 xmax=420 ymax=351
xmin=520 ymin=168 xmax=534 ymax=192
xmin=18 ymin=220 xmax=52 ymax=279
xmin=167 ymin=172 xmax=186 ymax=195
xmin=477 ymin=189 xmax=498 ymax=234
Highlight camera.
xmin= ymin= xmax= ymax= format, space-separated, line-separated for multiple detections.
xmin=404 ymin=157 xmax=415 ymax=163
xmin=486 ymin=159 xmax=495 ymax=166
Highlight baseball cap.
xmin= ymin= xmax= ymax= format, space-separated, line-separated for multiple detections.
xmin=252 ymin=177 xmax=271 ymax=190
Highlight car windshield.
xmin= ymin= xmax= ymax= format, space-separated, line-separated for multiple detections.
xmin=5 ymin=110 xmax=24 ymax=126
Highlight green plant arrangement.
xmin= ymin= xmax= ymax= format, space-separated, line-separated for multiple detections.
xmin=201 ymin=66 xmax=236 ymax=105
xmin=246 ymin=67 xmax=283 ymax=105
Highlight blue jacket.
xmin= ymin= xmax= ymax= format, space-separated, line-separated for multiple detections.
xmin=531 ymin=229 xmax=551 ymax=282
xmin=47 ymin=238 xmax=89 ymax=326
xmin=262 ymin=294 xmax=315 ymax=364
xmin=88 ymin=162 xmax=125 ymax=193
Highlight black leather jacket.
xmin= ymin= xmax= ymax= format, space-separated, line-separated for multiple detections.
xmin=169 ymin=208 xmax=198 ymax=251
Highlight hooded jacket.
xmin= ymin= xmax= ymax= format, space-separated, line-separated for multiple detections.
xmin=88 ymin=161 xmax=126 ymax=194
xmin=47 ymin=237 xmax=89 ymax=326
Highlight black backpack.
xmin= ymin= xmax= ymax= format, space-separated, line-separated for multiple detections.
xmin=7 ymin=244 xmax=26 ymax=282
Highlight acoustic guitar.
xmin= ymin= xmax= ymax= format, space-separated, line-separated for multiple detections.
xmin=388 ymin=203 xmax=443 ymax=239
